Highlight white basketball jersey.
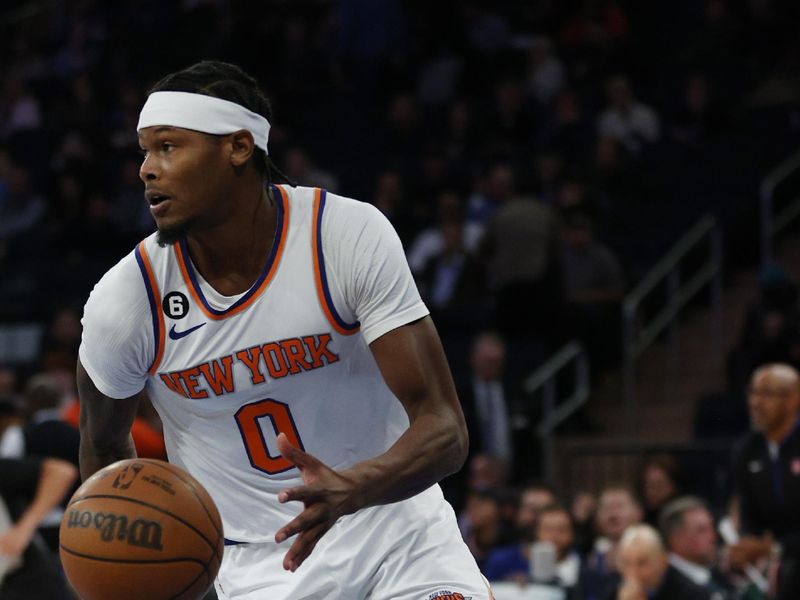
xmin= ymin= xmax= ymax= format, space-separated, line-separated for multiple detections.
xmin=79 ymin=185 xmax=430 ymax=542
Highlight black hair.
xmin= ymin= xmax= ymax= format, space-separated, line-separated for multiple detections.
xmin=148 ymin=60 xmax=293 ymax=189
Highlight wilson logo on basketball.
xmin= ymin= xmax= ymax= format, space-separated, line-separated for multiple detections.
xmin=67 ymin=509 xmax=164 ymax=550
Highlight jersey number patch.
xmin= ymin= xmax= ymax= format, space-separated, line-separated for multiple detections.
xmin=235 ymin=399 xmax=305 ymax=475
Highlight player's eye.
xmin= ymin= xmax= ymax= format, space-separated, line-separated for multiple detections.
xmin=161 ymin=142 xmax=174 ymax=152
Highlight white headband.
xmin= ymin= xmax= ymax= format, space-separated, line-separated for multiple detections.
xmin=137 ymin=91 xmax=270 ymax=154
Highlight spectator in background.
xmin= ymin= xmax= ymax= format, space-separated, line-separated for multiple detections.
xmin=639 ymin=454 xmax=683 ymax=527
xmin=371 ymin=169 xmax=417 ymax=243
xmin=21 ymin=374 xmax=79 ymax=467
xmin=582 ymin=486 xmax=643 ymax=600
xmin=408 ymin=191 xmax=483 ymax=275
xmin=547 ymin=90 xmax=594 ymax=166
xmin=571 ymin=490 xmax=598 ymax=555
xmin=561 ymin=209 xmax=625 ymax=372
xmin=463 ymin=454 xmax=509 ymax=500
xmin=1 ymin=77 xmax=42 ymax=137
xmin=669 ymin=73 xmax=724 ymax=148
xmin=597 ymin=76 xmax=660 ymax=156
xmin=416 ymin=43 xmax=463 ymax=109
xmin=459 ymin=333 xmax=513 ymax=470
xmin=485 ymin=503 xmax=582 ymax=594
xmin=526 ymin=36 xmax=565 ymax=107
xmin=728 ymin=265 xmax=800 ymax=391
xmin=660 ymin=496 xmax=735 ymax=599
xmin=0 ymin=456 xmax=77 ymax=599
xmin=39 ymin=305 xmax=82 ymax=375
xmin=0 ymin=153 xmax=45 ymax=261
xmin=443 ymin=451 xmax=502 ymax=519
xmin=485 ymin=80 xmax=537 ymax=152
xmin=0 ymin=366 xmax=17 ymax=397
xmin=560 ymin=212 xmax=625 ymax=300
xmin=381 ymin=93 xmax=422 ymax=177
xmin=442 ymin=100 xmax=480 ymax=170
xmin=559 ymin=0 xmax=629 ymax=53
xmin=335 ymin=0 xmax=407 ymax=91
xmin=448 ymin=453 xmax=510 ymax=536
xmin=466 ymin=163 xmax=517 ymax=226
xmin=415 ymin=214 xmax=485 ymax=325
xmin=730 ymin=363 xmax=800 ymax=600
xmin=515 ymin=482 xmax=558 ymax=539
xmin=0 ymin=400 xmax=24 ymax=459
xmin=283 ymin=146 xmax=340 ymax=192
xmin=110 ymin=157 xmax=155 ymax=242
xmin=461 ymin=489 xmax=517 ymax=571
xmin=480 ymin=188 xmax=562 ymax=348
xmin=608 ymin=524 xmax=712 ymax=600
xmin=417 ymin=219 xmax=485 ymax=348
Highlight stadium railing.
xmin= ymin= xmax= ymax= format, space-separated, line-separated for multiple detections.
xmin=522 ymin=341 xmax=590 ymax=484
xmin=760 ymin=148 xmax=800 ymax=266
xmin=621 ymin=215 xmax=723 ymax=437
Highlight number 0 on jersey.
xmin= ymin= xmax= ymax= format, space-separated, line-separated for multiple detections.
xmin=235 ymin=399 xmax=305 ymax=475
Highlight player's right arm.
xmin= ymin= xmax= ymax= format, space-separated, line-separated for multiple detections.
xmin=77 ymin=360 xmax=140 ymax=481
xmin=77 ymin=247 xmax=155 ymax=480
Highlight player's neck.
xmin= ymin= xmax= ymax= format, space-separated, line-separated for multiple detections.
xmin=185 ymin=186 xmax=277 ymax=296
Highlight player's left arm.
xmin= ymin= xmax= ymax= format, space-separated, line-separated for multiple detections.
xmin=351 ymin=315 xmax=468 ymax=500
xmin=275 ymin=197 xmax=469 ymax=570
xmin=274 ymin=316 xmax=467 ymax=571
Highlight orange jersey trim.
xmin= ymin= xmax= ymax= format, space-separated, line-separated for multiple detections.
xmin=173 ymin=184 xmax=290 ymax=321
xmin=136 ymin=241 xmax=166 ymax=374
xmin=311 ymin=188 xmax=361 ymax=336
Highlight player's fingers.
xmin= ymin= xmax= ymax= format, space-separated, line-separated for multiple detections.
xmin=274 ymin=504 xmax=326 ymax=544
xmin=283 ymin=521 xmax=327 ymax=572
xmin=276 ymin=433 xmax=318 ymax=470
xmin=277 ymin=484 xmax=322 ymax=504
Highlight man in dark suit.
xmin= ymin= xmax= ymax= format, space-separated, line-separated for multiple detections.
xmin=606 ymin=524 xmax=712 ymax=600
xmin=660 ymin=496 xmax=735 ymax=599
xmin=440 ymin=332 xmax=514 ymax=513
xmin=459 ymin=332 xmax=513 ymax=468
xmin=730 ymin=363 xmax=800 ymax=600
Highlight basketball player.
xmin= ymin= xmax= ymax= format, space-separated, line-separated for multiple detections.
xmin=77 ymin=61 xmax=491 ymax=599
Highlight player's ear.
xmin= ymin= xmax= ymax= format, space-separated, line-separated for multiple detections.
xmin=228 ymin=130 xmax=255 ymax=167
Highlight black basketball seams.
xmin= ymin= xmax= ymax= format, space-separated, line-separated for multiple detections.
xmin=168 ymin=560 xmax=213 ymax=600
xmin=59 ymin=544 xmax=207 ymax=568
xmin=67 ymin=494 xmax=218 ymax=557
xmin=142 ymin=461 xmax=224 ymax=570
xmin=144 ymin=461 xmax=224 ymax=541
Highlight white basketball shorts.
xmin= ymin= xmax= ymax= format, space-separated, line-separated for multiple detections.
xmin=214 ymin=486 xmax=493 ymax=599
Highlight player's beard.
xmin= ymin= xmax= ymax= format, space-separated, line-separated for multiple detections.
xmin=156 ymin=217 xmax=197 ymax=247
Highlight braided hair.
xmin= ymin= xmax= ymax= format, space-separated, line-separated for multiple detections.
xmin=148 ymin=60 xmax=293 ymax=189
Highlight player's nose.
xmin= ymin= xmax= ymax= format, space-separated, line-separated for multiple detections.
xmin=139 ymin=154 xmax=159 ymax=182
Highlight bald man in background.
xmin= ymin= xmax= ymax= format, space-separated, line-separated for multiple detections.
xmin=608 ymin=524 xmax=711 ymax=600
xmin=731 ymin=363 xmax=800 ymax=599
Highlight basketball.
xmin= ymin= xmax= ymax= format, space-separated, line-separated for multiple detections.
xmin=59 ymin=459 xmax=224 ymax=600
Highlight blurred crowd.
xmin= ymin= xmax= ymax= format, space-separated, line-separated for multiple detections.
xmin=2 ymin=0 xmax=800 ymax=598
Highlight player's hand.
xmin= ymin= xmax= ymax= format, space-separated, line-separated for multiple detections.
xmin=273 ymin=433 xmax=361 ymax=572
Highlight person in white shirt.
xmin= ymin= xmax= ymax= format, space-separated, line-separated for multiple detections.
xmin=597 ymin=76 xmax=660 ymax=156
